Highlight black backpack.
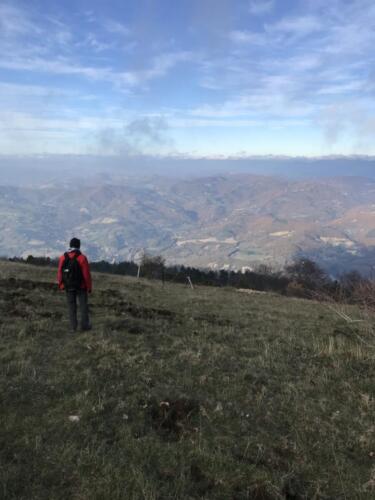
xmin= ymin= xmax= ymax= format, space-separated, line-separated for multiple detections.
xmin=62 ymin=251 xmax=83 ymax=291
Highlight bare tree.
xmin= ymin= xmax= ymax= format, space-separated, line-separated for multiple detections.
xmin=140 ymin=253 xmax=165 ymax=280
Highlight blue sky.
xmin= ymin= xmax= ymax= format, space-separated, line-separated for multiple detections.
xmin=1 ymin=0 xmax=375 ymax=157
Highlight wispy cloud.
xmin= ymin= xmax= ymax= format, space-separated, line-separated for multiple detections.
xmin=266 ymin=15 xmax=322 ymax=38
xmin=229 ymin=30 xmax=266 ymax=45
xmin=248 ymin=0 xmax=274 ymax=16
xmin=118 ymin=51 xmax=193 ymax=87
xmin=95 ymin=116 xmax=174 ymax=155
xmin=0 ymin=1 xmax=193 ymax=93
xmin=0 ymin=3 xmax=41 ymax=36
xmin=1 ymin=0 xmax=375 ymax=156
xmin=0 ymin=48 xmax=192 ymax=91
xmin=0 ymin=56 xmax=114 ymax=81
xmin=104 ymin=20 xmax=131 ymax=36
xmin=317 ymin=100 xmax=375 ymax=151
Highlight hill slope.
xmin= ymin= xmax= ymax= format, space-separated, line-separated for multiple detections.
xmin=1 ymin=174 xmax=375 ymax=275
xmin=0 ymin=261 xmax=374 ymax=499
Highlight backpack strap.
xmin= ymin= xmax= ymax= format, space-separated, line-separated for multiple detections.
xmin=66 ymin=250 xmax=81 ymax=259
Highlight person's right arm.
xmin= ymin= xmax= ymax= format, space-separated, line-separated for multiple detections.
xmin=57 ymin=255 xmax=65 ymax=290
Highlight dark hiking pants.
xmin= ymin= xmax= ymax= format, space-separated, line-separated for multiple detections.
xmin=66 ymin=289 xmax=90 ymax=331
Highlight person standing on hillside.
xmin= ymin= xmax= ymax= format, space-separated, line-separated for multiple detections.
xmin=57 ymin=238 xmax=92 ymax=332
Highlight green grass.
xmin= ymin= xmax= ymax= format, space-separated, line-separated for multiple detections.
xmin=0 ymin=261 xmax=374 ymax=499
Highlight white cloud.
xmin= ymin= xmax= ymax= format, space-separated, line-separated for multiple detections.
xmin=94 ymin=116 xmax=175 ymax=155
xmin=0 ymin=82 xmax=67 ymax=98
xmin=1 ymin=0 xmax=375 ymax=156
xmin=248 ymin=0 xmax=274 ymax=15
xmin=0 ymin=82 xmax=100 ymax=118
xmin=189 ymin=87 xmax=315 ymax=120
xmin=0 ymin=111 xmax=125 ymax=133
xmin=169 ymin=117 xmax=307 ymax=128
xmin=316 ymin=81 xmax=364 ymax=96
xmin=0 ymin=1 xmax=194 ymax=93
xmin=266 ymin=15 xmax=322 ymax=38
xmin=104 ymin=20 xmax=131 ymax=36
xmin=317 ymin=101 xmax=375 ymax=148
xmin=80 ymin=33 xmax=114 ymax=52
xmin=229 ymin=30 xmax=266 ymax=45
xmin=0 ymin=3 xmax=41 ymax=36
xmin=0 ymin=55 xmax=113 ymax=80
xmin=118 ymin=51 xmax=193 ymax=87
xmin=0 ymin=49 xmax=192 ymax=91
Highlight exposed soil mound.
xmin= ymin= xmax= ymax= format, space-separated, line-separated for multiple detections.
xmin=189 ymin=463 xmax=215 ymax=496
xmin=232 ymin=484 xmax=276 ymax=500
xmin=107 ymin=318 xmax=144 ymax=334
xmin=0 ymin=278 xmax=56 ymax=292
xmin=148 ymin=397 xmax=200 ymax=439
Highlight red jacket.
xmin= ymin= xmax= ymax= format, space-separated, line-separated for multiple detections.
xmin=57 ymin=251 xmax=92 ymax=292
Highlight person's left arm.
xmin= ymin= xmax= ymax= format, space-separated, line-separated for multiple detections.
xmin=80 ymin=256 xmax=92 ymax=292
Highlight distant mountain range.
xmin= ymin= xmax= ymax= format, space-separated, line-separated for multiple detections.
xmin=1 ymin=154 xmax=375 ymax=186
xmin=1 ymin=172 xmax=375 ymax=276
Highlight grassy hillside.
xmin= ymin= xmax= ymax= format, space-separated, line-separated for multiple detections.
xmin=0 ymin=261 xmax=374 ymax=499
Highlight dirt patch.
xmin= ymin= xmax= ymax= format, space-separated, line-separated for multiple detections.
xmin=0 ymin=278 xmax=57 ymax=292
xmin=4 ymin=307 xmax=30 ymax=319
xmin=282 ymin=476 xmax=305 ymax=500
xmin=189 ymin=463 xmax=215 ymax=496
xmin=110 ymin=301 xmax=177 ymax=321
xmin=37 ymin=311 xmax=63 ymax=319
xmin=148 ymin=397 xmax=200 ymax=440
xmin=107 ymin=318 xmax=144 ymax=335
xmin=233 ymin=485 xmax=276 ymax=500
xmin=124 ymin=303 xmax=176 ymax=320
xmin=237 ymin=288 xmax=267 ymax=295
xmin=194 ymin=314 xmax=232 ymax=326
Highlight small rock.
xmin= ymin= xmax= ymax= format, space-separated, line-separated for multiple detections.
xmin=214 ymin=402 xmax=223 ymax=412
xmin=68 ymin=415 xmax=80 ymax=423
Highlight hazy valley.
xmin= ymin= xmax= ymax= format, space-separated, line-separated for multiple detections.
xmin=1 ymin=171 xmax=375 ymax=276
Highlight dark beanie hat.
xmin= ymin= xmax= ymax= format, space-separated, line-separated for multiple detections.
xmin=70 ymin=237 xmax=81 ymax=249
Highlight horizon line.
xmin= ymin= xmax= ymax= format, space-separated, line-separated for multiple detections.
xmin=1 ymin=153 xmax=375 ymax=161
